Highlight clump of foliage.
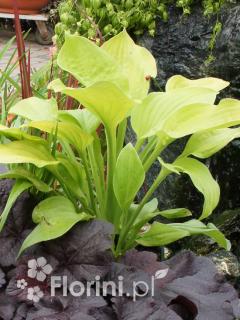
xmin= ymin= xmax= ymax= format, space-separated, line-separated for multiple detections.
xmin=54 ymin=0 xmax=232 ymax=47
xmin=0 ymin=192 xmax=239 ymax=319
xmin=205 ymin=19 xmax=222 ymax=65
xmin=1 ymin=31 xmax=240 ymax=259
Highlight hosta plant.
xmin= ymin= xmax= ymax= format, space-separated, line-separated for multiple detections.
xmin=1 ymin=30 xmax=240 ymax=258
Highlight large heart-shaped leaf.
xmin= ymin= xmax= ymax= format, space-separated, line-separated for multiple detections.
xmin=27 ymin=120 xmax=93 ymax=152
xmin=49 ymin=79 xmax=134 ymax=130
xmin=10 ymin=97 xmax=58 ymax=121
xmin=159 ymin=157 xmax=220 ymax=220
xmin=57 ymin=34 xmax=129 ymax=93
xmin=0 ymin=140 xmax=58 ymax=168
xmin=182 ymin=127 xmax=240 ymax=158
xmin=131 ymin=87 xmax=217 ymax=139
xmin=113 ymin=143 xmax=145 ymax=209
xmin=19 ymin=196 xmax=91 ymax=255
xmin=102 ymin=30 xmax=157 ymax=100
xmin=137 ymin=220 xmax=230 ymax=250
xmin=166 ymin=75 xmax=229 ymax=92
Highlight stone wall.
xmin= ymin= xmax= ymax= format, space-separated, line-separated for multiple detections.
xmin=152 ymin=4 xmax=240 ymax=98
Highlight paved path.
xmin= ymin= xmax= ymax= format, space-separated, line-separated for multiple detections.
xmin=0 ymin=36 xmax=51 ymax=77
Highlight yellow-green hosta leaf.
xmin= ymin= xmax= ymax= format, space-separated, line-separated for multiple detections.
xmin=59 ymin=109 xmax=100 ymax=134
xmin=172 ymin=157 xmax=220 ymax=220
xmin=163 ymin=99 xmax=240 ymax=138
xmin=57 ymin=111 xmax=80 ymax=126
xmin=102 ymin=30 xmax=157 ymax=100
xmin=136 ymin=222 xmax=190 ymax=246
xmin=157 ymin=208 xmax=192 ymax=219
xmin=27 ymin=120 xmax=93 ymax=152
xmin=131 ymin=87 xmax=217 ymax=139
xmin=171 ymin=220 xmax=231 ymax=250
xmin=0 ymin=180 xmax=32 ymax=233
xmin=10 ymin=97 xmax=58 ymax=121
xmin=49 ymin=80 xmax=134 ymax=130
xmin=19 ymin=196 xmax=91 ymax=255
xmin=166 ymin=75 xmax=229 ymax=92
xmin=136 ymin=220 xmax=230 ymax=250
xmin=48 ymin=158 xmax=88 ymax=205
xmin=132 ymin=198 xmax=158 ymax=227
xmin=57 ymin=34 xmax=129 ymax=93
xmin=0 ymin=125 xmax=44 ymax=142
xmin=160 ymin=157 xmax=220 ymax=220
xmin=131 ymin=202 xmax=191 ymax=236
xmin=218 ymin=98 xmax=240 ymax=108
xmin=158 ymin=157 xmax=180 ymax=174
xmin=0 ymin=168 xmax=51 ymax=192
xmin=113 ymin=143 xmax=145 ymax=209
xmin=57 ymin=155 xmax=87 ymax=190
xmin=0 ymin=125 xmax=22 ymax=140
xmin=0 ymin=140 xmax=58 ymax=168
xmin=182 ymin=127 xmax=240 ymax=159
xmin=103 ymin=30 xmax=157 ymax=79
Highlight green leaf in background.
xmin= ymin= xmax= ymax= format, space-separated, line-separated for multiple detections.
xmin=157 ymin=208 xmax=192 ymax=219
xmin=129 ymin=199 xmax=160 ymax=234
xmin=137 ymin=219 xmax=230 ymax=250
xmin=49 ymin=80 xmax=134 ymax=130
xmin=0 ymin=168 xmax=51 ymax=192
xmin=57 ymin=34 xmax=129 ymax=93
xmin=182 ymin=127 xmax=240 ymax=158
xmin=136 ymin=222 xmax=190 ymax=246
xmin=102 ymin=30 xmax=157 ymax=100
xmin=160 ymin=157 xmax=220 ymax=220
xmin=171 ymin=220 xmax=231 ymax=250
xmin=113 ymin=143 xmax=145 ymax=209
xmin=132 ymin=198 xmax=158 ymax=226
xmin=10 ymin=97 xmax=58 ymax=121
xmin=27 ymin=120 xmax=93 ymax=152
xmin=48 ymin=159 xmax=88 ymax=205
xmin=19 ymin=196 xmax=91 ymax=255
xmin=166 ymin=75 xmax=229 ymax=92
xmin=59 ymin=109 xmax=100 ymax=134
xmin=163 ymin=99 xmax=240 ymax=138
xmin=0 ymin=140 xmax=59 ymax=168
xmin=131 ymin=204 xmax=191 ymax=236
xmin=126 ymin=199 xmax=159 ymax=246
xmin=0 ymin=180 xmax=31 ymax=232
xmin=131 ymin=87 xmax=217 ymax=139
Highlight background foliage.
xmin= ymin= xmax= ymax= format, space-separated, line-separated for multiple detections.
xmin=54 ymin=0 xmax=234 ymax=47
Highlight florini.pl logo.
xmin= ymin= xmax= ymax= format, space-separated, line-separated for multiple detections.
xmin=17 ymin=257 xmax=169 ymax=302
xmin=17 ymin=257 xmax=52 ymax=302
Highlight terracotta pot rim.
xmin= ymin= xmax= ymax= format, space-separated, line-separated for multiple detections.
xmin=0 ymin=0 xmax=49 ymax=14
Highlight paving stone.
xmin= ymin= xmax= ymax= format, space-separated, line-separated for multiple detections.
xmin=0 ymin=36 xmax=51 ymax=78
